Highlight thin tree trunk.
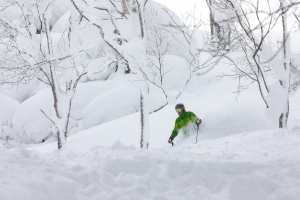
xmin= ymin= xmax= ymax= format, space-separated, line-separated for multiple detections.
xmin=140 ymin=92 xmax=145 ymax=148
xmin=279 ymin=0 xmax=290 ymax=128
xmin=140 ymin=91 xmax=150 ymax=149
xmin=135 ymin=0 xmax=145 ymax=38
xmin=64 ymin=97 xmax=72 ymax=139
xmin=57 ymin=130 xmax=62 ymax=149
xmin=207 ymin=0 xmax=215 ymax=37
xmin=121 ymin=0 xmax=129 ymax=15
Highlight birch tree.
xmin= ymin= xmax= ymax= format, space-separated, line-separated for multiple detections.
xmin=139 ymin=91 xmax=150 ymax=149
xmin=69 ymin=0 xmax=151 ymax=148
xmin=212 ymin=0 xmax=300 ymax=128
xmin=0 ymin=0 xmax=87 ymax=147
xmin=278 ymin=0 xmax=290 ymax=128
xmin=206 ymin=0 xmax=233 ymax=49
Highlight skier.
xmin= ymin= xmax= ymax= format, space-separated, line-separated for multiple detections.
xmin=168 ymin=104 xmax=202 ymax=145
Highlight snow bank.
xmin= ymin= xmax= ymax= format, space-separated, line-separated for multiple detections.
xmin=162 ymin=55 xmax=190 ymax=91
xmin=290 ymin=30 xmax=300 ymax=55
xmin=81 ymin=83 xmax=140 ymax=129
xmin=10 ymin=78 xmax=165 ymax=142
xmin=186 ymin=129 xmax=300 ymax=162
xmin=12 ymin=89 xmax=53 ymax=143
xmin=72 ymin=81 xmax=122 ymax=118
xmin=11 ymin=80 xmax=128 ymax=142
xmin=0 ymin=80 xmax=43 ymax=102
xmin=0 ymin=93 xmax=19 ymax=125
xmin=145 ymin=1 xmax=190 ymax=58
xmin=6 ymin=129 xmax=300 ymax=200
xmin=289 ymin=90 xmax=300 ymax=130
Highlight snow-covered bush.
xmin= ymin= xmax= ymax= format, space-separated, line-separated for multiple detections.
xmin=0 ymin=0 xmax=202 ymax=145
xmin=0 ymin=93 xmax=19 ymax=140
xmin=0 ymin=93 xmax=19 ymax=126
xmin=12 ymin=89 xmax=53 ymax=143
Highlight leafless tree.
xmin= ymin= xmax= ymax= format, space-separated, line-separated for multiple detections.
xmin=70 ymin=0 xmax=132 ymax=73
xmin=206 ymin=0 xmax=233 ymax=49
xmin=278 ymin=0 xmax=290 ymax=128
xmin=139 ymin=91 xmax=149 ymax=149
xmin=0 ymin=0 xmax=87 ymax=148
xmin=121 ymin=0 xmax=130 ymax=15
xmin=211 ymin=0 xmax=300 ymax=128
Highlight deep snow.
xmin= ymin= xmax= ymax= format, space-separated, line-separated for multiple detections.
xmin=1 ymin=85 xmax=299 ymax=200
xmin=1 ymin=61 xmax=300 ymax=200
xmin=1 ymin=64 xmax=300 ymax=200
xmin=0 ymin=0 xmax=300 ymax=199
xmin=1 ymin=82 xmax=300 ymax=200
xmin=1 ymin=129 xmax=300 ymax=200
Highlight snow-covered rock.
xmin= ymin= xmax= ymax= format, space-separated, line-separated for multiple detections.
xmin=12 ymin=89 xmax=53 ymax=143
xmin=2 ymin=128 xmax=299 ymax=200
xmin=81 ymin=82 xmax=140 ymax=129
xmin=0 ymin=93 xmax=19 ymax=125
xmin=0 ymin=81 xmax=43 ymax=102
xmin=162 ymin=55 xmax=190 ymax=90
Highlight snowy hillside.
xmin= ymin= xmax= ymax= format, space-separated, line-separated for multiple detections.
xmin=1 ymin=0 xmax=300 ymax=199
xmin=0 ymin=0 xmax=193 ymax=142
xmin=1 ymin=81 xmax=300 ymax=199
xmin=1 ymin=128 xmax=300 ymax=200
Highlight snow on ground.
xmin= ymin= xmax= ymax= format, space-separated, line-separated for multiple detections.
xmin=1 ymin=0 xmax=300 ymax=199
xmin=0 ymin=93 xmax=19 ymax=125
xmin=1 ymin=87 xmax=299 ymax=200
xmin=1 ymin=70 xmax=300 ymax=200
xmin=1 ymin=129 xmax=300 ymax=200
xmin=1 ymin=75 xmax=299 ymax=200
xmin=1 ymin=53 xmax=300 ymax=200
xmin=289 ymin=90 xmax=300 ymax=130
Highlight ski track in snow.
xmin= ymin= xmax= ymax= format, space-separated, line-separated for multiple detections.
xmin=1 ymin=130 xmax=300 ymax=200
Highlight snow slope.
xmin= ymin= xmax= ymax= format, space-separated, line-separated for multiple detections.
xmin=1 ymin=84 xmax=300 ymax=200
xmin=1 ymin=128 xmax=300 ymax=200
xmin=0 ymin=0 xmax=300 ymax=199
xmin=0 ymin=87 xmax=297 ymax=200
xmin=0 ymin=93 xmax=19 ymax=125
xmin=1 ymin=49 xmax=299 ymax=199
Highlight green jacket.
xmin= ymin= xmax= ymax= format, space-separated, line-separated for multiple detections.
xmin=170 ymin=111 xmax=200 ymax=140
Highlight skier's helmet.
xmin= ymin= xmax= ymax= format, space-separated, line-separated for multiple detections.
xmin=175 ymin=104 xmax=185 ymax=112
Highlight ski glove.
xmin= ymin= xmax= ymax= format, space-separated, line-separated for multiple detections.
xmin=168 ymin=137 xmax=173 ymax=144
xmin=196 ymin=119 xmax=202 ymax=126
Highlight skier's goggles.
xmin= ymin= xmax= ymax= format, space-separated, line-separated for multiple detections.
xmin=175 ymin=108 xmax=183 ymax=112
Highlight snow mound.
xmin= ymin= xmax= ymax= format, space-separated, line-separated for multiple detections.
xmin=0 ymin=80 xmax=43 ymax=102
xmin=3 ymin=129 xmax=300 ymax=200
xmin=0 ymin=93 xmax=19 ymax=125
xmin=160 ymin=55 xmax=190 ymax=91
xmin=81 ymin=83 xmax=140 ymax=129
xmin=12 ymin=89 xmax=53 ymax=143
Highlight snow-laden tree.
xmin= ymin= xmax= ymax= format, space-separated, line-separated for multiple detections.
xmin=206 ymin=0 xmax=300 ymax=128
xmin=0 ymin=0 xmax=197 ymax=146
xmin=278 ymin=0 xmax=291 ymax=128
xmin=0 ymin=0 xmax=88 ymax=148
xmin=206 ymin=0 xmax=235 ymax=49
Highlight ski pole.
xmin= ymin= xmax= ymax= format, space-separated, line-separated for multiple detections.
xmin=195 ymin=124 xmax=199 ymax=144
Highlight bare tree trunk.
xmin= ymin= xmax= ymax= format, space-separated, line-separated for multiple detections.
xmin=140 ymin=92 xmax=145 ymax=149
xmin=121 ymin=0 xmax=129 ymax=15
xmin=57 ymin=130 xmax=63 ymax=149
xmin=279 ymin=0 xmax=290 ymax=128
xmin=208 ymin=0 xmax=215 ymax=37
xmin=135 ymin=0 xmax=145 ymax=39
xmin=140 ymin=91 xmax=149 ymax=149
xmin=206 ymin=0 xmax=224 ymax=46
xmin=64 ymin=96 xmax=73 ymax=139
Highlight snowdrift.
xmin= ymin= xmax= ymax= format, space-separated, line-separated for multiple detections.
xmin=17 ymin=128 xmax=300 ymax=200
xmin=0 ymin=93 xmax=19 ymax=125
